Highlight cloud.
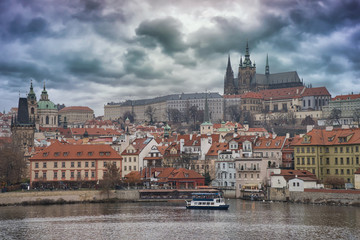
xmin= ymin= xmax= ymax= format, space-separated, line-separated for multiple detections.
xmin=135 ymin=17 xmax=188 ymax=55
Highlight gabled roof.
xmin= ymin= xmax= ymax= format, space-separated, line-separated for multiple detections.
xmin=168 ymin=168 xmax=204 ymax=179
xmin=71 ymin=128 xmax=121 ymax=136
xmin=59 ymin=106 xmax=93 ymax=113
xmin=254 ymin=136 xmax=286 ymax=149
xmin=30 ymin=141 xmax=122 ymax=160
xmin=206 ymin=142 xmax=229 ymax=156
xmin=332 ymin=93 xmax=360 ymax=101
xmin=271 ymin=169 xmax=317 ymax=182
xmin=259 ymin=86 xmax=305 ymax=100
xmin=291 ymin=128 xmax=360 ymax=146
xmin=302 ymin=87 xmax=331 ymax=97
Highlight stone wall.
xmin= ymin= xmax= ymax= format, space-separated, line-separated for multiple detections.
xmin=0 ymin=190 xmax=140 ymax=206
xmin=269 ymin=188 xmax=360 ymax=206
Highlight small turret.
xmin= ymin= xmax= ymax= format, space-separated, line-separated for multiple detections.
xmin=265 ymin=54 xmax=270 ymax=75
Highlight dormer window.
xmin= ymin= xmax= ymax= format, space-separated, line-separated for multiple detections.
xmin=266 ymin=141 xmax=271 ymax=147
xmin=43 ymin=152 xmax=48 ymax=157
xmin=54 ymin=152 xmax=60 ymax=157
xmin=88 ymin=152 xmax=93 ymax=156
xmin=63 ymin=152 xmax=69 ymax=156
xmin=77 ymin=152 xmax=82 ymax=156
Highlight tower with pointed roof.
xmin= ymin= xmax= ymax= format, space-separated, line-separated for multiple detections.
xmin=224 ymin=55 xmax=236 ymax=95
xmin=200 ymin=92 xmax=213 ymax=135
xmin=27 ymin=80 xmax=38 ymax=125
xmin=11 ymin=97 xmax=35 ymax=151
xmin=237 ymin=41 xmax=256 ymax=94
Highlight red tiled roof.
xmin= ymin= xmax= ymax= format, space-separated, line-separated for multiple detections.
xmin=332 ymin=93 xmax=360 ymax=101
xmin=71 ymin=128 xmax=121 ymax=136
xmin=259 ymin=86 xmax=305 ymax=100
xmin=59 ymin=106 xmax=93 ymax=113
xmin=30 ymin=141 xmax=122 ymax=160
xmin=206 ymin=142 xmax=228 ymax=156
xmin=291 ymin=128 xmax=360 ymax=146
xmin=302 ymin=87 xmax=331 ymax=97
xmin=254 ymin=136 xmax=286 ymax=149
xmin=240 ymin=92 xmax=263 ymax=99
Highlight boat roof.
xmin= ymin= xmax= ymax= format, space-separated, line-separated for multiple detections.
xmin=192 ymin=192 xmax=220 ymax=195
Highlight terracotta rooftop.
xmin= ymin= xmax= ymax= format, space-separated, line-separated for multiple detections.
xmin=30 ymin=141 xmax=122 ymax=160
xmin=259 ymin=86 xmax=305 ymax=100
xmin=302 ymin=87 xmax=331 ymax=97
xmin=332 ymin=93 xmax=360 ymax=101
xmin=59 ymin=106 xmax=93 ymax=113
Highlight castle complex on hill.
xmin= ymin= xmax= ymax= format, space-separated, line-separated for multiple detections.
xmin=224 ymin=42 xmax=303 ymax=95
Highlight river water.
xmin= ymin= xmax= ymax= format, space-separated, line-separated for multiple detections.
xmin=0 ymin=199 xmax=359 ymax=240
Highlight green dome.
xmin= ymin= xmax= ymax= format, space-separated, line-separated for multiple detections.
xmin=37 ymin=100 xmax=57 ymax=110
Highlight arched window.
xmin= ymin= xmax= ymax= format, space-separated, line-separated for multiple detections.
xmin=46 ymin=116 xmax=49 ymax=124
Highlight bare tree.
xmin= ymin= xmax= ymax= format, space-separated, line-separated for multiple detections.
xmin=167 ymin=108 xmax=182 ymax=123
xmin=329 ymin=108 xmax=342 ymax=125
xmin=353 ymin=109 xmax=360 ymax=127
xmin=324 ymin=177 xmax=345 ymax=189
xmin=100 ymin=162 xmax=122 ymax=198
xmin=123 ymin=111 xmax=136 ymax=123
xmin=301 ymin=116 xmax=315 ymax=126
xmin=145 ymin=106 xmax=156 ymax=124
xmin=227 ymin=105 xmax=241 ymax=122
xmin=188 ymin=105 xmax=199 ymax=124
xmin=0 ymin=141 xmax=27 ymax=186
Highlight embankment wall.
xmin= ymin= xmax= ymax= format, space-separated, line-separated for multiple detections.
xmin=0 ymin=190 xmax=140 ymax=206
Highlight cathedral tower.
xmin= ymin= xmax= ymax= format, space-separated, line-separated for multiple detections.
xmin=237 ymin=41 xmax=256 ymax=94
xmin=223 ymin=55 xmax=236 ymax=95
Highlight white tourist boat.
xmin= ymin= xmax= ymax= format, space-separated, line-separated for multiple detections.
xmin=185 ymin=192 xmax=229 ymax=210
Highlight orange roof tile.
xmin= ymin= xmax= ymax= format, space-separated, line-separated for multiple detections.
xmin=30 ymin=141 xmax=122 ymax=161
xmin=254 ymin=136 xmax=286 ymax=149
xmin=332 ymin=93 xmax=360 ymax=101
xmin=259 ymin=86 xmax=305 ymax=100
xmin=302 ymin=87 xmax=330 ymax=97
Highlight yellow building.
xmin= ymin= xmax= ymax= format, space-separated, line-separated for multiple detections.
xmin=292 ymin=127 xmax=360 ymax=184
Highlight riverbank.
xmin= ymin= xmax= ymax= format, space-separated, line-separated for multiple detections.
xmin=0 ymin=190 xmax=141 ymax=206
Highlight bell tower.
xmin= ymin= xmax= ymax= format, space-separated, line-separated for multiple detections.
xmin=237 ymin=41 xmax=256 ymax=94
xmin=27 ymin=80 xmax=38 ymax=124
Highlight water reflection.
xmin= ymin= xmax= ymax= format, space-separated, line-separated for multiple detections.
xmin=0 ymin=200 xmax=359 ymax=240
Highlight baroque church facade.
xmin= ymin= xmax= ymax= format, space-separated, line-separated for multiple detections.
xmin=224 ymin=42 xmax=303 ymax=95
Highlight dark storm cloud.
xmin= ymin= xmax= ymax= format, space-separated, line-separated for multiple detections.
xmin=2 ymin=15 xmax=49 ymax=41
xmin=189 ymin=14 xmax=288 ymax=59
xmin=288 ymin=0 xmax=360 ymax=35
xmin=123 ymin=49 xmax=166 ymax=80
xmin=0 ymin=60 xmax=53 ymax=81
xmin=135 ymin=17 xmax=188 ymax=55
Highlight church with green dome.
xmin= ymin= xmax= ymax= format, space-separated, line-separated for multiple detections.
xmin=27 ymin=81 xmax=59 ymax=129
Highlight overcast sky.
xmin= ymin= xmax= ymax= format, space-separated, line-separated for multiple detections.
xmin=1 ymin=0 xmax=359 ymax=116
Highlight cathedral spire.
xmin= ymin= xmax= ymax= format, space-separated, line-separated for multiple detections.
xmin=27 ymin=80 xmax=36 ymax=101
xmin=265 ymin=54 xmax=270 ymax=75
xmin=224 ymin=54 xmax=235 ymax=95
xmin=243 ymin=40 xmax=252 ymax=67
xmin=41 ymin=81 xmax=48 ymax=101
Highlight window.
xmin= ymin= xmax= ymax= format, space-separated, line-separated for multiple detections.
xmin=326 ymin=158 xmax=330 ymax=164
xmin=335 ymin=169 xmax=338 ymax=174
xmin=357 ymin=157 xmax=359 ymax=165
xmin=54 ymin=162 xmax=58 ymax=168
xmin=91 ymin=162 xmax=95 ymax=167
xmin=307 ymin=158 xmax=310 ymax=165
xmin=71 ymin=171 xmax=74 ymax=178
xmin=346 ymin=158 xmax=350 ymax=165
xmin=35 ymin=163 xmax=39 ymax=168
xmin=327 ymin=169 xmax=330 ymax=174
xmin=129 ymin=157 xmax=131 ymax=162
xmin=124 ymin=166 xmax=127 ymax=171
xmin=54 ymin=171 xmax=58 ymax=179
xmin=129 ymin=166 xmax=132 ymax=171
xmin=43 ymin=162 xmax=47 ymax=168
xmin=341 ymin=169 xmax=344 ymax=174
xmin=312 ymin=147 xmax=315 ymax=153
xmin=77 ymin=171 xmax=81 ymax=179
xmin=335 ymin=158 xmax=338 ymax=165
xmin=356 ymin=146 xmax=359 ymax=152
xmin=78 ymin=162 xmax=81 ymax=168
xmin=91 ymin=171 xmax=95 ymax=178
xmin=340 ymin=158 xmax=344 ymax=165
xmin=71 ymin=162 xmax=74 ymax=168
xmin=124 ymin=157 xmax=127 ymax=162
xmin=85 ymin=171 xmax=89 ymax=178
xmin=257 ymin=174 xmax=259 ymax=179
xmin=62 ymin=171 xmax=65 ymax=178
xmin=35 ymin=172 xmax=39 ymax=179
xmin=302 ymin=158 xmax=305 ymax=165
xmin=325 ymin=148 xmax=329 ymax=153
xmin=223 ymin=163 xmax=225 ymax=169
xmin=134 ymin=166 xmax=136 ymax=171
xmin=62 ymin=162 xmax=65 ymax=168
xmin=307 ymin=147 xmax=310 ymax=153
xmin=312 ymin=158 xmax=315 ymax=165
xmin=347 ymin=169 xmax=350 ymax=174
xmin=340 ymin=147 xmax=343 ymax=153
xmin=103 ymin=162 xmax=107 ymax=167
xmin=85 ymin=162 xmax=89 ymax=168
xmin=88 ymin=152 xmax=93 ymax=156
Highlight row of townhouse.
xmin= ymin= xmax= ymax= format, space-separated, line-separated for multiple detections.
xmin=292 ymin=127 xmax=360 ymax=185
